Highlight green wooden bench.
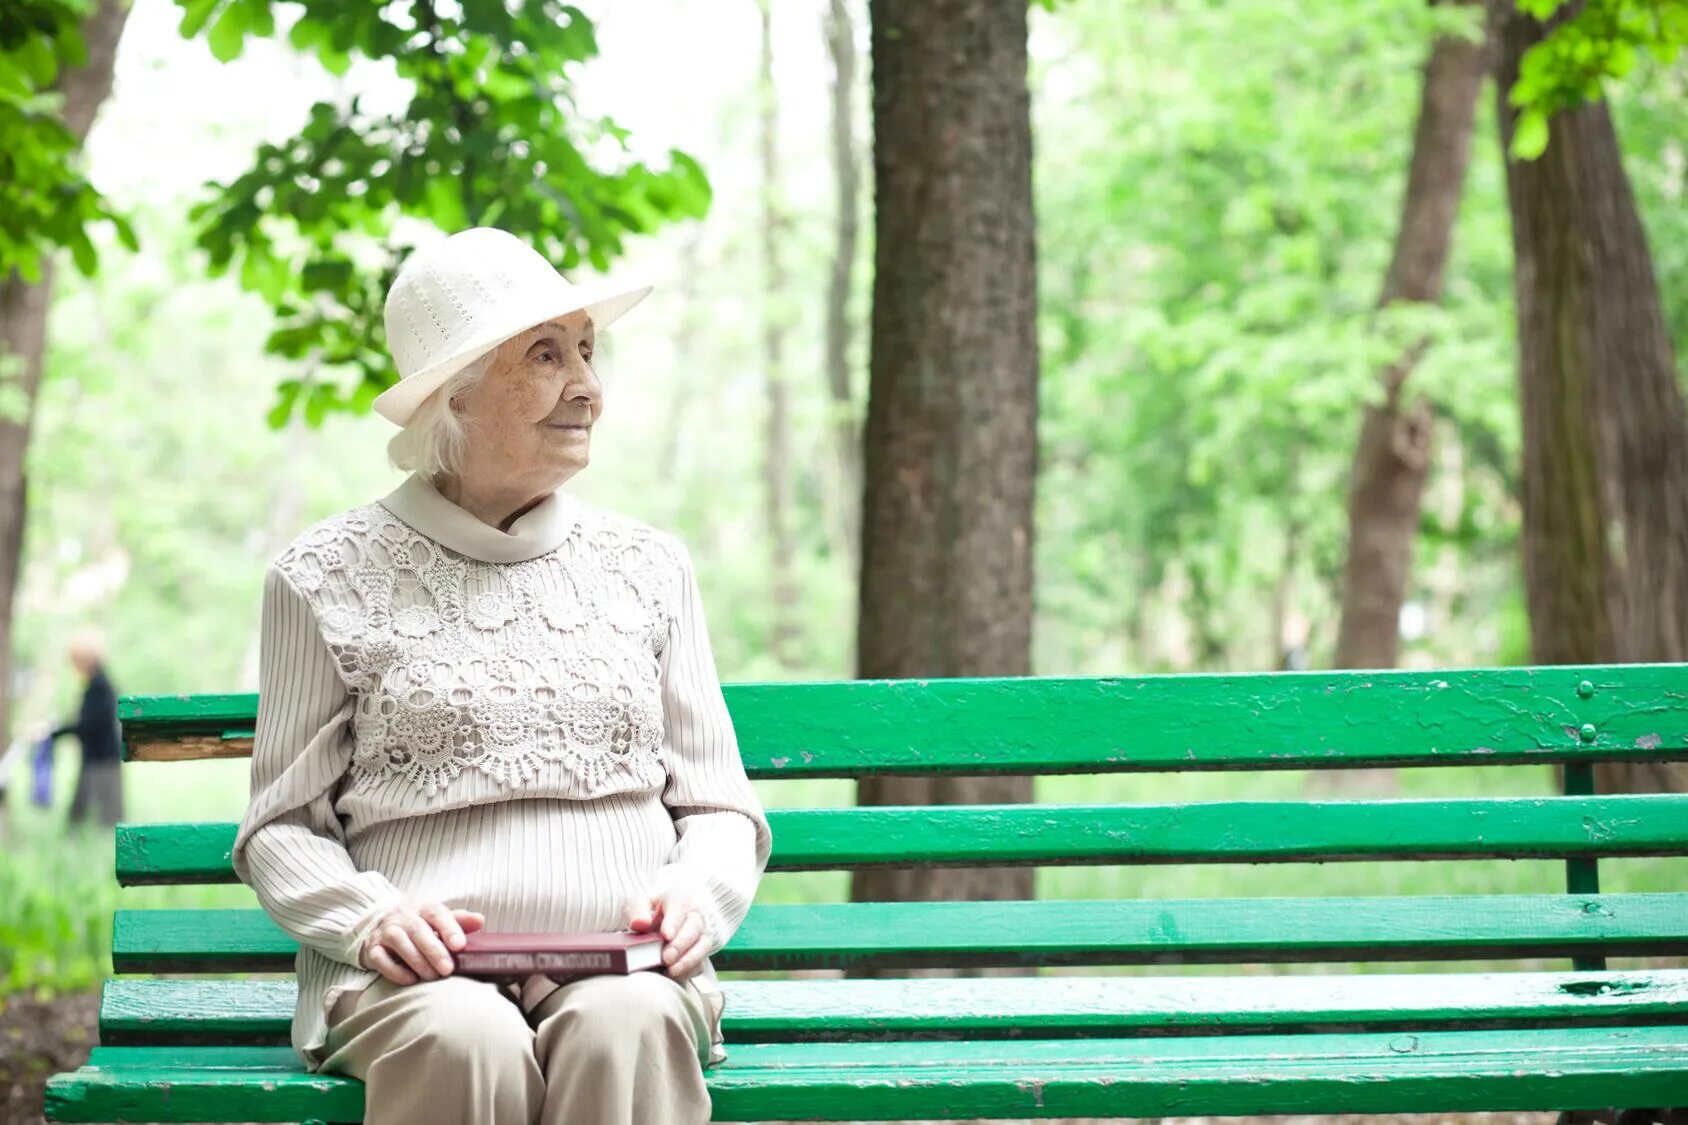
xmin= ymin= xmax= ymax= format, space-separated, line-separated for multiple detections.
xmin=44 ymin=665 xmax=1688 ymax=1122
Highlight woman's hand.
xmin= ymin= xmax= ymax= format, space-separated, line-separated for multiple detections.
xmin=626 ymin=889 xmax=711 ymax=980
xmin=359 ymin=897 xmax=485 ymax=985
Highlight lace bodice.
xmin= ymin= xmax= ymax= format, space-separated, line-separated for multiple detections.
xmin=275 ymin=499 xmax=683 ymax=801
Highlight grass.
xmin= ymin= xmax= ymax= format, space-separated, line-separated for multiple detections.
xmin=1 ymin=753 xmax=255 ymax=997
xmin=2 ymin=747 xmax=1684 ymax=996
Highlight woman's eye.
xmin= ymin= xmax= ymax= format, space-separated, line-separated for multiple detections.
xmin=579 ymin=344 xmax=593 ymax=362
xmin=535 ymin=349 xmax=555 ymax=365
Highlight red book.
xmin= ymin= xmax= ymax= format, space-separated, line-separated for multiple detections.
xmin=453 ymin=931 xmax=666 ymax=977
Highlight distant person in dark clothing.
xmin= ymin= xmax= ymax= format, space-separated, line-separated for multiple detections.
xmin=50 ymin=632 xmax=123 ymax=826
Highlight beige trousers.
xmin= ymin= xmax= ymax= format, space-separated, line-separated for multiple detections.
xmin=319 ymin=971 xmax=714 ymax=1125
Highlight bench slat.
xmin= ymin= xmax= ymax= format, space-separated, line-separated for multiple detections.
xmin=46 ymin=1025 xmax=1688 ymax=1121
xmin=98 ymin=970 xmax=1688 ymax=1046
xmin=113 ymin=794 xmax=1688 ymax=885
xmin=111 ymin=893 xmax=1688 ymax=974
xmin=118 ymin=665 xmax=1688 ymax=769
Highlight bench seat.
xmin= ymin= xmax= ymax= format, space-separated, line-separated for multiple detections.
xmin=103 ymin=894 xmax=1688 ymax=974
xmin=48 ymin=1025 xmax=1688 ymax=1122
xmin=93 ymin=970 xmax=1688 ymax=1045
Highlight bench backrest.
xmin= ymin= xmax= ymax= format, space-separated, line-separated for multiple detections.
xmin=114 ymin=666 xmax=1688 ymax=977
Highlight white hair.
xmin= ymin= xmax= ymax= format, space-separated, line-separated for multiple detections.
xmin=386 ymin=350 xmax=498 ymax=479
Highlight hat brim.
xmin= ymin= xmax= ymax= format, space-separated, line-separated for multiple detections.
xmin=372 ymin=277 xmax=653 ymax=426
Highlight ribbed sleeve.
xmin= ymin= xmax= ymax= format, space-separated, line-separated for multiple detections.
xmin=232 ymin=565 xmax=404 ymax=968
xmin=646 ymin=543 xmax=773 ymax=954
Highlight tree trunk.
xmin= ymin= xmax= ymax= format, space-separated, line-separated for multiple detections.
xmin=758 ymin=0 xmax=800 ymax=670
xmin=1334 ymin=0 xmax=1489 ymax=670
xmin=1495 ymin=0 xmax=1688 ymax=794
xmin=852 ymin=0 xmax=1039 ymax=933
xmin=0 ymin=267 xmax=52 ymax=726
xmin=0 ymin=0 xmax=130 ymax=743
xmin=822 ymin=0 xmax=863 ymax=580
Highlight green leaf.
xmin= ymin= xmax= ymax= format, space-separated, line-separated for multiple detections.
xmin=265 ymin=324 xmax=318 ymax=359
xmin=1510 ymin=108 xmax=1550 ymax=160
xmin=67 ymin=232 xmax=97 ymax=275
xmin=316 ymin=43 xmax=352 ymax=76
xmin=556 ymin=7 xmax=598 ymax=60
xmin=177 ymin=0 xmax=221 ymax=39
xmin=242 ymin=0 xmax=274 ymax=40
xmin=110 ymin=212 xmax=140 ymax=253
xmin=0 ymin=63 xmax=31 ymax=98
xmin=206 ymin=2 xmax=249 ymax=63
xmin=287 ymin=15 xmax=323 ymax=51
xmin=17 ymin=34 xmax=58 ymax=86
xmin=265 ymin=379 xmax=302 ymax=430
xmin=303 ymin=383 xmax=330 ymax=426
xmin=300 ymin=257 xmax=353 ymax=293
xmin=349 ymin=377 xmax=382 ymax=411
xmin=667 ymin=150 xmax=713 ymax=214
xmin=13 ymin=249 xmax=43 ymax=285
xmin=57 ymin=23 xmax=87 ymax=68
xmin=421 ymin=175 xmax=470 ymax=233
xmin=237 ymin=249 xmax=291 ymax=303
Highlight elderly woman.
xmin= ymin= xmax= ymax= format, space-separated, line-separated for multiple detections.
xmin=233 ymin=227 xmax=772 ymax=1125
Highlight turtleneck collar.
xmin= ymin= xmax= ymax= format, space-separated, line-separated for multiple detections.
xmin=378 ymin=473 xmax=577 ymax=563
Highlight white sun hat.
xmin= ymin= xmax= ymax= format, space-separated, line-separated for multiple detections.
xmin=374 ymin=227 xmax=652 ymax=427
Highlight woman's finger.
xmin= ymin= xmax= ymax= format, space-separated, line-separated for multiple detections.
xmin=452 ymin=909 xmax=486 ymax=935
xmin=403 ymin=914 xmax=455 ymax=976
xmin=657 ymin=896 xmax=687 ymax=941
xmin=366 ymin=943 xmax=418 ymax=986
xmin=420 ymin=901 xmax=468 ymax=952
xmin=381 ymin=920 xmax=437 ymax=981
xmin=669 ymin=930 xmax=709 ymax=980
xmin=665 ymin=912 xmax=705 ymax=967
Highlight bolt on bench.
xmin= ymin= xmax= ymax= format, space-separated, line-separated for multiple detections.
xmin=45 ymin=666 xmax=1688 ymax=1121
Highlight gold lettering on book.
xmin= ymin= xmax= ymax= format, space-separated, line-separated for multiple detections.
xmin=458 ymin=952 xmax=616 ymax=972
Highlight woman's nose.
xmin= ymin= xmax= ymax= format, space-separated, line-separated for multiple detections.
xmin=566 ymin=356 xmax=602 ymax=403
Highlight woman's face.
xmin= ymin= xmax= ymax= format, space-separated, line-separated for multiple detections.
xmin=453 ymin=310 xmax=599 ymax=500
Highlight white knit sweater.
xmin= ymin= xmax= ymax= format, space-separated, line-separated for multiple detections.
xmin=232 ymin=473 xmax=773 ymax=1067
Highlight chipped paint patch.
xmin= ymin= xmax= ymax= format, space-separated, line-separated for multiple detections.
xmin=1560 ymin=977 xmax=1652 ymax=998
xmin=1581 ymin=816 xmax=1616 ymax=841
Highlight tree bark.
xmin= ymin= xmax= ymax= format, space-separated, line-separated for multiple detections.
xmin=0 ymin=0 xmax=130 ymax=743
xmin=852 ymin=0 xmax=1039 ymax=930
xmin=758 ymin=0 xmax=800 ymax=669
xmin=1494 ymin=0 xmax=1688 ymax=794
xmin=1334 ymin=0 xmax=1489 ymax=670
xmin=822 ymin=0 xmax=863 ymax=578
